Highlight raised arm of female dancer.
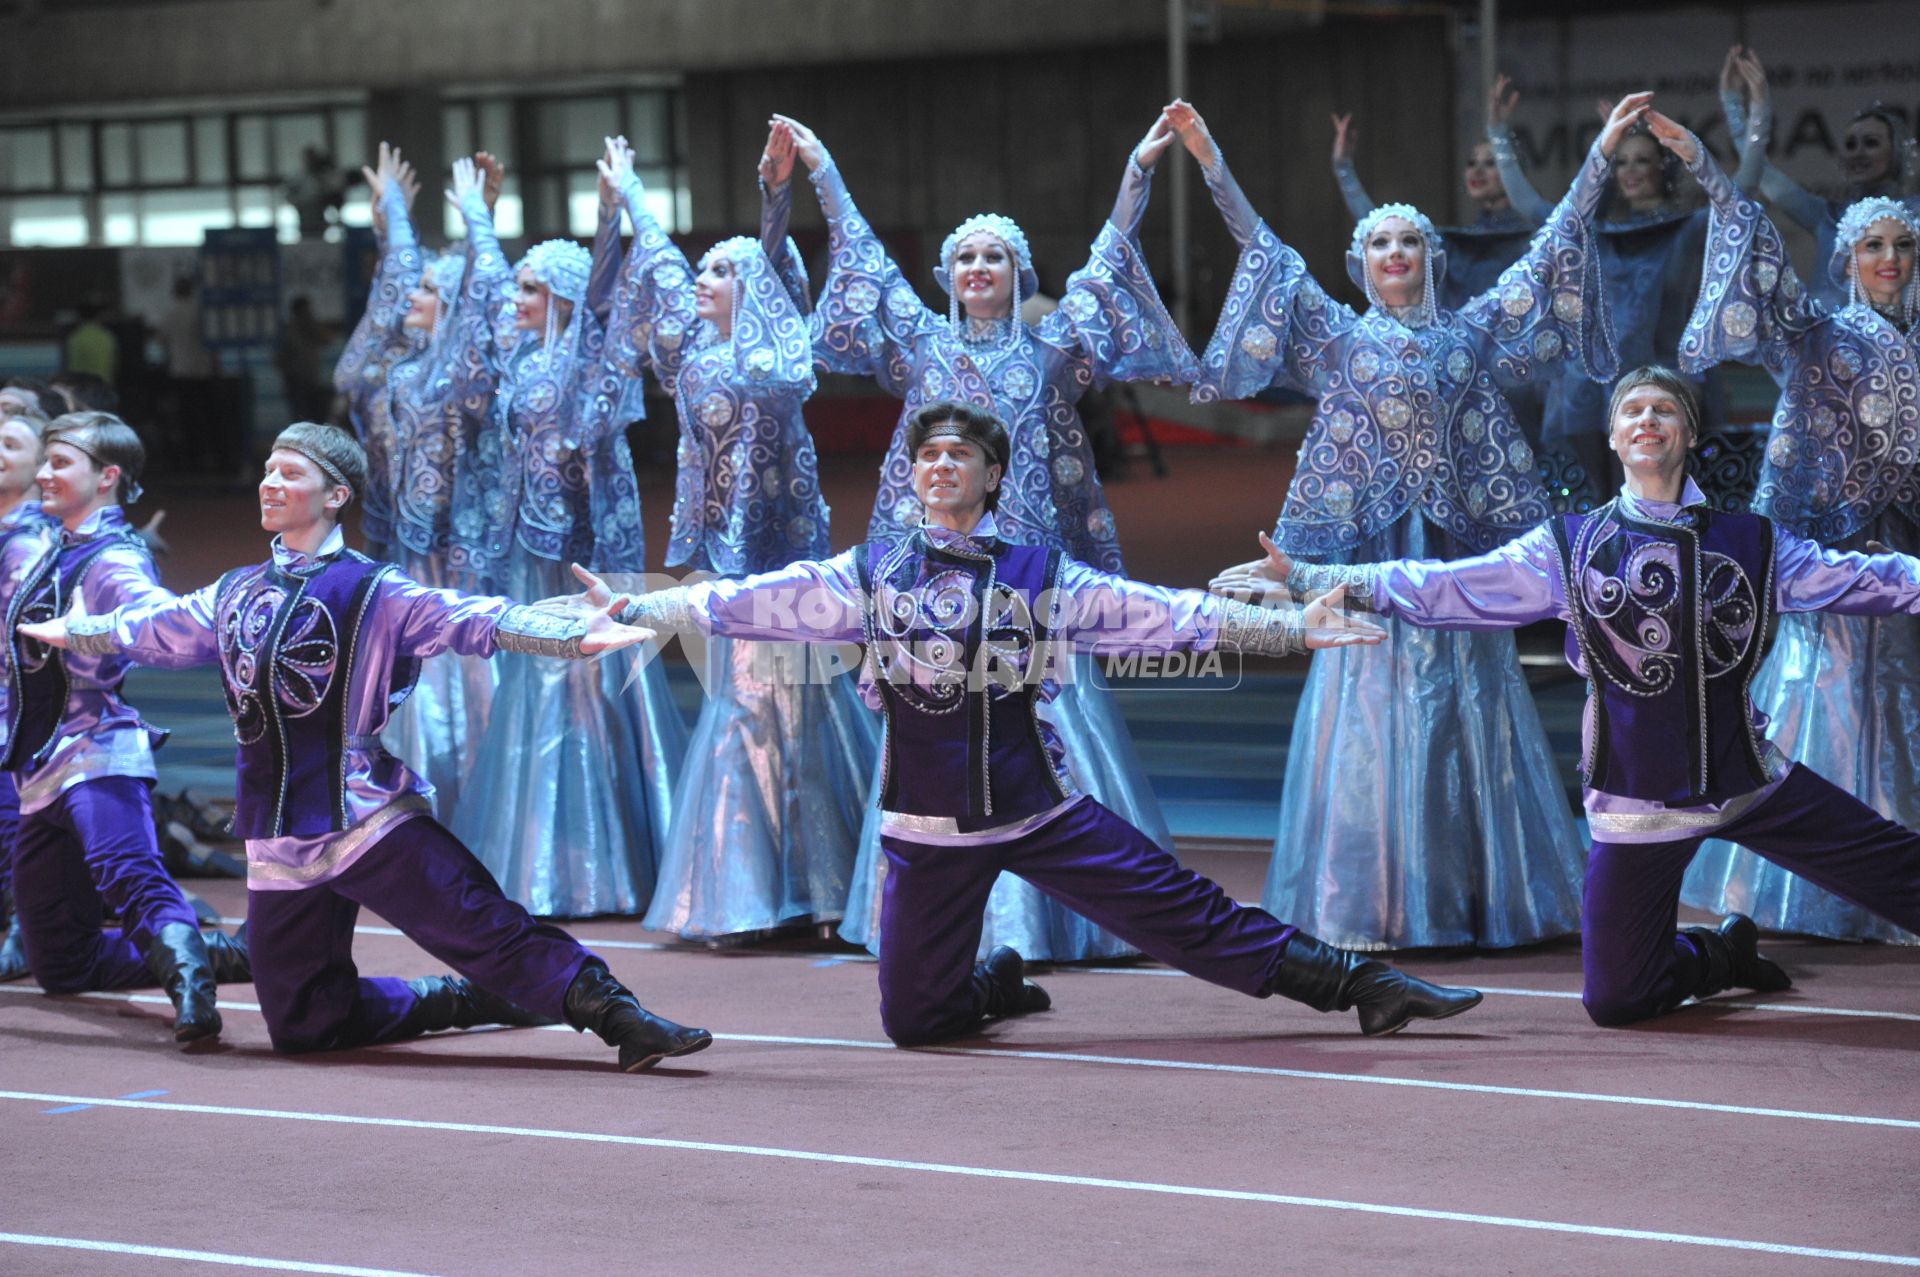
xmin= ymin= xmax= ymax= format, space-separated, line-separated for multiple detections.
xmin=1328 ymin=113 xmax=1374 ymax=221
xmin=334 ymin=142 xmax=424 ymax=398
xmin=1484 ymin=76 xmax=1556 ymax=226
xmin=1721 ymin=48 xmax=1829 ymax=233
xmin=601 ymin=136 xmax=698 ymax=396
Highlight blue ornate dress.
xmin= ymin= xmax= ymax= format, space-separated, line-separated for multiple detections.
xmin=1193 ymin=139 xmax=1617 ymax=950
xmin=798 ymin=153 xmax=1198 ymax=960
xmin=360 ymin=195 xmax=505 ymax=822
xmin=332 ymin=180 xmax=421 ymax=563
xmin=445 ymin=191 xmax=687 ymax=918
xmin=604 ymin=177 xmax=878 ymax=939
xmin=1677 ymin=174 xmax=1920 ymax=942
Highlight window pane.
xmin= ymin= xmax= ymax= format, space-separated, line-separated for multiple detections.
xmin=448 ymin=176 xmax=522 ymax=240
xmin=236 ymin=184 xmax=278 ymax=228
xmin=444 ymin=104 xmax=473 ymax=164
xmin=194 ymin=117 xmax=227 ymax=184
xmin=101 ymin=123 xmax=134 ymax=186
xmin=59 ymin=124 xmax=92 ymax=191
xmin=480 ymin=100 xmax=514 ymax=165
xmin=566 ymin=170 xmax=600 ymax=238
xmin=142 ymin=187 xmax=234 ymax=245
xmin=3 ymin=128 xmax=55 ymax=191
xmin=236 ymin=116 xmax=270 ymax=180
xmin=101 ymin=193 xmax=139 ymax=246
xmin=626 ymin=93 xmax=668 ymax=165
xmin=339 ymin=189 xmax=371 ymax=228
xmin=271 ymin=112 xmax=327 ymax=179
xmin=534 ymin=96 xmax=616 ymax=168
xmin=333 ymin=106 xmax=365 ymax=165
xmin=137 ymin=120 xmax=191 ymax=185
xmin=10 ymin=195 xmax=88 ymax=246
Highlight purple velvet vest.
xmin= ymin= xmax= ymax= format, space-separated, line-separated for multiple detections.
xmin=857 ymin=534 xmax=1070 ymax=832
xmin=216 ymin=551 xmax=418 ymax=838
xmin=1 ymin=529 xmax=141 ymax=771
xmin=1551 ymin=502 xmax=1776 ymax=806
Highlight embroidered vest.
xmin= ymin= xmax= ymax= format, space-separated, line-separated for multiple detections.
xmin=1 ymin=529 xmax=141 ymax=771
xmin=857 ymin=534 xmax=1070 ymax=831
xmin=1551 ymin=502 xmax=1776 ymax=806
xmin=215 ymin=551 xmax=417 ymax=838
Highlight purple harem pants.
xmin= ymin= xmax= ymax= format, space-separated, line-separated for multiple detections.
xmin=246 ymin=815 xmax=594 ymax=1053
xmin=876 ymin=796 xmax=1295 ymax=1044
xmin=1583 ymin=764 xmax=1920 ymax=1026
xmin=10 ymin=775 xmax=200 ymax=992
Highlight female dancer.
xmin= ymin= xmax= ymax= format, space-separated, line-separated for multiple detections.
xmin=599 ymin=135 xmax=877 ymax=940
xmin=1331 ymin=76 xmax=1542 ymax=309
xmin=1676 ymin=131 xmax=1920 ymax=942
xmin=768 ymin=110 xmax=1197 ymax=961
xmin=1182 ymin=94 xmax=1635 ymax=949
xmin=1493 ymin=84 xmax=1712 ymax=504
xmin=333 ymin=142 xmax=421 ymax=564
xmin=445 ymin=148 xmax=686 ymax=917
xmin=1721 ymin=46 xmax=1920 ymax=311
xmin=358 ymin=153 xmax=506 ymax=820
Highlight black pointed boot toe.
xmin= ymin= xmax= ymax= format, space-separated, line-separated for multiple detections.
xmin=1271 ymin=934 xmax=1482 ymax=1036
xmin=562 ymin=962 xmax=712 ymax=1072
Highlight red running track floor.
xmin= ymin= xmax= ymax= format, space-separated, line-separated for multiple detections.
xmin=3 ymin=867 xmax=1917 ymax=1277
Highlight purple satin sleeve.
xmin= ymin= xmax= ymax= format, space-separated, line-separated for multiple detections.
xmin=99 ymin=582 xmax=221 ymax=669
xmin=1367 ymin=525 xmax=1567 ymax=630
xmin=1053 ymin=559 xmax=1216 ymax=653
xmin=73 ymin=545 xmax=181 ymax=684
xmin=671 ymin=551 xmax=866 ymax=643
xmin=1774 ymin=531 xmax=1920 ymax=616
xmin=378 ymin=571 xmax=515 ymax=661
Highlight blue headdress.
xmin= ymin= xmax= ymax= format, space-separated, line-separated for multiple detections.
xmin=1830 ymin=196 xmax=1920 ymax=323
xmin=512 ymin=238 xmax=593 ymax=351
xmin=695 ymin=235 xmax=814 ymax=389
xmin=1347 ymin=202 xmax=1447 ymax=325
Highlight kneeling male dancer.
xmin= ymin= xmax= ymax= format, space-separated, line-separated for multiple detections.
xmin=1 ymin=412 xmax=246 ymax=1042
xmin=27 ymin=423 xmax=709 ymax=1071
xmin=574 ymin=400 xmax=1483 ymax=1044
xmin=1215 ymin=366 xmax=1920 ymax=1026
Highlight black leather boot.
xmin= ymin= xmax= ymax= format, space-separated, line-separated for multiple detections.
xmin=562 ymin=961 xmax=712 ymax=1072
xmin=1681 ymin=914 xmax=1792 ymax=999
xmin=398 ymin=975 xmax=559 ymax=1036
xmin=144 ymin=922 xmax=221 ymax=1043
xmin=972 ymin=945 xmax=1051 ymax=1021
xmin=202 ymin=927 xmax=251 ymax=985
xmin=1269 ymin=933 xmax=1483 ymax=1036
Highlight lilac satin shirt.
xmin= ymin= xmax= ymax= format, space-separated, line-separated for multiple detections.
xmin=1352 ymin=480 xmax=1920 ymax=841
xmin=1 ymin=507 xmax=173 ymax=815
xmin=93 ymin=527 xmax=525 ymax=889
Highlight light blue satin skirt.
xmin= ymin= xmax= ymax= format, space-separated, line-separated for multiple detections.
xmin=1263 ymin=514 xmax=1585 ymax=950
xmin=642 ymin=635 xmax=880 ymax=938
xmin=839 ymin=652 xmax=1158 ymax=962
xmin=385 ymin=548 xmax=496 ymax=823
xmin=453 ymin=552 xmax=688 ymax=918
xmin=1682 ymin=608 xmax=1920 ymax=943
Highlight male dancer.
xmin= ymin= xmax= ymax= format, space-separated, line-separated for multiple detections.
xmin=0 ymin=406 xmax=55 ymax=980
xmin=27 ymin=423 xmax=711 ymax=1071
xmin=1214 ymin=366 xmax=1920 ymax=1025
xmin=1 ymin=412 xmax=245 ymax=1041
xmin=574 ymin=400 xmax=1484 ymax=1044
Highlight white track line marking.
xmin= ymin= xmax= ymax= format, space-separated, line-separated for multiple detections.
xmin=4 ymin=986 xmax=1913 ymax=1131
xmin=1 ymin=1092 xmax=1913 ymax=1268
xmin=0 ymin=1232 xmax=440 ymax=1276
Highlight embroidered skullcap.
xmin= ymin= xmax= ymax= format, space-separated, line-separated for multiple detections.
xmin=698 ymin=236 xmax=763 ymax=272
xmin=514 ymin=239 xmax=591 ymax=304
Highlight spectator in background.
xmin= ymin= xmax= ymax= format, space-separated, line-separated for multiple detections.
xmin=286 ymin=145 xmax=351 ymax=240
xmin=155 ymin=277 xmax=214 ymax=381
xmin=0 ymin=379 xmax=61 ymax=420
xmin=63 ymin=297 xmax=117 ymax=388
xmin=275 ymin=296 xmax=333 ymax=423
xmin=50 ymin=371 xmax=118 ymax=415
